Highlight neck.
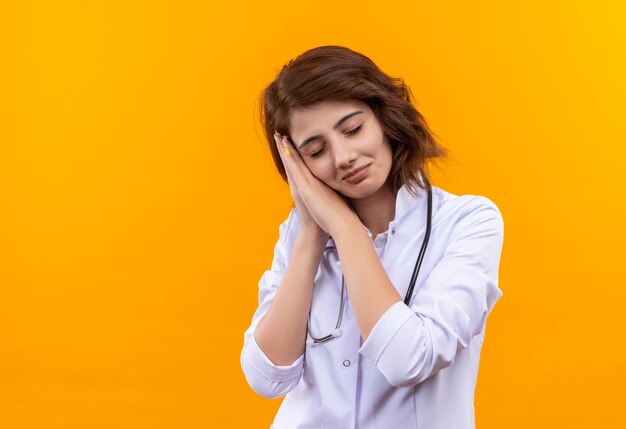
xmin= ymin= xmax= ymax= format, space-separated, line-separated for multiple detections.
xmin=348 ymin=184 xmax=397 ymax=240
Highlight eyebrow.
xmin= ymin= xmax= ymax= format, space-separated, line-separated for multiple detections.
xmin=297 ymin=111 xmax=364 ymax=150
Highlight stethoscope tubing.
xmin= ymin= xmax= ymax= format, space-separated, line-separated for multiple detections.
xmin=404 ymin=179 xmax=432 ymax=306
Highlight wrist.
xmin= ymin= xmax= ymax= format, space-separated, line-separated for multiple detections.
xmin=296 ymin=230 xmax=329 ymax=251
xmin=329 ymin=212 xmax=363 ymax=241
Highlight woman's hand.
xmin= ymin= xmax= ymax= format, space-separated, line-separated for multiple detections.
xmin=274 ymin=132 xmax=327 ymax=242
xmin=274 ymin=131 xmax=357 ymax=239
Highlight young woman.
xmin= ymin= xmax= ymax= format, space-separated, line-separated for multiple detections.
xmin=240 ymin=45 xmax=504 ymax=429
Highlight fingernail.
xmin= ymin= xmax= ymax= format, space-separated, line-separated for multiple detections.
xmin=282 ymin=138 xmax=291 ymax=156
xmin=274 ymin=130 xmax=281 ymax=137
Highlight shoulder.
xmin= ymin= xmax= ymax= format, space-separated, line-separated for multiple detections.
xmin=431 ymin=186 xmax=504 ymax=234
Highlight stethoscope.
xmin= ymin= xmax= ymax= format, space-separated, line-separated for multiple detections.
xmin=306 ymin=179 xmax=433 ymax=346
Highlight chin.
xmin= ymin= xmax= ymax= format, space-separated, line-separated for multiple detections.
xmin=339 ymin=179 xmax=385 ymax=200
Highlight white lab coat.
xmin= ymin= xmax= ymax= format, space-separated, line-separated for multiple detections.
xmin=241 ymin=183 xmax=504 ymax=429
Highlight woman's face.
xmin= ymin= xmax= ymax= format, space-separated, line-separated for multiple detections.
xmin=288 ymin=99 xmax=393 ymax=201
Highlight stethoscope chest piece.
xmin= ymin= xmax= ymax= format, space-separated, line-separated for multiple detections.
xmin=307 ymin=327 xmax=342 ymax=347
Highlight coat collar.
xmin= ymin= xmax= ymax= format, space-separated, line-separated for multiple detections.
xmin=327 ymin=174 xmax=430 ymax=248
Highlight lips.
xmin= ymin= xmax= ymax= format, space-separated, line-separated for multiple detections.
xmin=343 ymin=164 xmax=371 ymax=181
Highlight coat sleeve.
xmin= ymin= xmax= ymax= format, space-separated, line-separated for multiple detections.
xmin=240 ymin=209 xmax=305 ymax=399
xmin=358 ymin=196 xmax=504 ymax=388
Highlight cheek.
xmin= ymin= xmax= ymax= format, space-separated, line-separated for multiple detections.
xmin=365 ymin=130 xmax=385 ymax=153
xmin=306 ymin=161 xmax=333 ymax=182
xmin=303 ymin=160 xmax=322 ymax=177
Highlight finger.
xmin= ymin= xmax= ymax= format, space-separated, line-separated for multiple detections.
xmin=280 ymin=135 xmax=312 ymax=186
xmin=273 ymin=131 xmax=288 ymax=170
xmin=274 ymin=132 xmax=297 ymax=186
xmin=276 ymin=134 xmax=303 ymax=184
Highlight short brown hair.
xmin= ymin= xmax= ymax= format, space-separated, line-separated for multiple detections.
xmin=258 ymin=45 xmax=447 ymax=197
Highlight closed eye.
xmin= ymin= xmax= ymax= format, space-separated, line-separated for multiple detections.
xmin=309 ymin=125 xmax=363 ymax=158
xmin=345 ymin=125 xmax=362 ymax=136
xmin=309 ymin=147 xmax=326 ymax=158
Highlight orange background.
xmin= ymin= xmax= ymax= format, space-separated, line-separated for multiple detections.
xmin=1 ymin=1 xmax=625 ymax=427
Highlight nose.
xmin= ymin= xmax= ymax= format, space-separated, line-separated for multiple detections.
xmin=332 ymin=139 xmax=357 ymax=170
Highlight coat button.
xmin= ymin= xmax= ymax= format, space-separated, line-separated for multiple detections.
xmin=343 ymin=359 xmax=351 ymax=367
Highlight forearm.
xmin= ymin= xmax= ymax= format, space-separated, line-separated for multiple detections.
xmin=254 ymin=233 xmax=326 ymax=365
xmin=332 ymin=219 xmax=402 ymax=341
